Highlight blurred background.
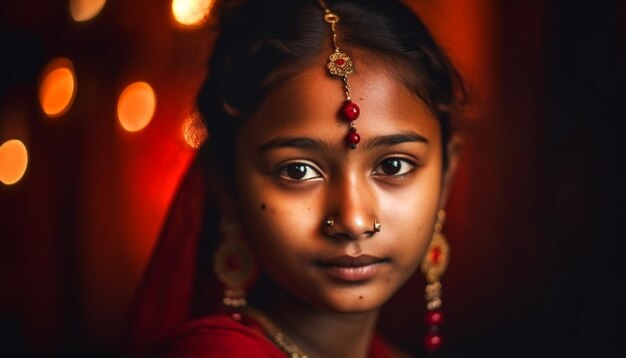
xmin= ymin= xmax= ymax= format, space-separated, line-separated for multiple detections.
xmin=1 ymin=0 xmax=623 ymax=356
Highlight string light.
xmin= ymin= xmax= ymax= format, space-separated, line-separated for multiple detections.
xmin=39 ymin=58 xmax=76 ymax=118
xmin=70 ymin=0 xmax=107 ymax=22
xmin=0 ymin=139 xmax=28 ymax=185
xmin=171 ymin=0 xmax=214 ymax=28
xmin=117 ymin=82 xmax=157 ymax=133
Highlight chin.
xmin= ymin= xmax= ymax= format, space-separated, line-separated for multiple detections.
xmin=310 ymin=289 xmax=391 ymax=314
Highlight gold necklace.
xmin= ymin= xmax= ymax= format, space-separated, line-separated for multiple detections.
xmin=243 ymin=307 xmax=310 ymax=358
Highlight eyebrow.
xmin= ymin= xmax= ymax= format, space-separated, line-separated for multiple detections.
xmin=258 ymin=132 xmax=428 ymax=152
xmin=259 ymin=137 xmax=329 ymax=152
xmin=365 ymin=132 xmax=429 ymax=149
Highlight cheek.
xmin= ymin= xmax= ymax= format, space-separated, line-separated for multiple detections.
xmin=241 ymin=201 xmax=323 ymax=295
xmin=378 ymin=175 xmax=441 ymax=267
xmin=236 ymin=179 xmax=321 ymax=265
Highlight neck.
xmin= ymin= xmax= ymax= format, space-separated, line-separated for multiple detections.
xmin=250 ymin=279 xmax=379 ymax=358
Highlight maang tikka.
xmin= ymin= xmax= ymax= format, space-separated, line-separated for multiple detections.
xmin=318 ymin=0 xmax=361 ymax=149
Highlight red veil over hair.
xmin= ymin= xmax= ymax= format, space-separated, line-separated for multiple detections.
xmin=124 ymin=147 xmax=226 ymax=357
xmin=124 ymin=145 xmax=429 ymax=357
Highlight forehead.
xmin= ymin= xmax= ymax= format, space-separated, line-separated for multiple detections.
xmin=238 ymin=59 xmax=441 ymax=149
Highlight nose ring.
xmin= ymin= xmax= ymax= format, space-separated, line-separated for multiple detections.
xmin=374 ymin=219 xmax=381 ymax=232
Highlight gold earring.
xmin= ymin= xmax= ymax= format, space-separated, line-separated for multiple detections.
xmin=421 ymin=209 xmax=449 ymax=353
xmin=213 ymin=217 xmax=256 ymax=308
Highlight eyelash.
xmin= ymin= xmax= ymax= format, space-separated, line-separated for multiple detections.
xmin=276 ymin=162 xmax=323 ymax=184
xmin=371 ymin=157 xmax=417 ymax=179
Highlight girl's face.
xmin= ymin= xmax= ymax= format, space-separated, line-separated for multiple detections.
xmin=234 ymin=59 xmax=446 ymax=313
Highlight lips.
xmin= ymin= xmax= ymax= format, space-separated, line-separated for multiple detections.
xmin=316 ymin=255 xmax=387 ymax=267
xmin=315 ymin=255 xmax=389 ymax=282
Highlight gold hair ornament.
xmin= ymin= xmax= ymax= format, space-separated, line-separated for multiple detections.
xmin=318 ymin=0 xmax=361 ymax=149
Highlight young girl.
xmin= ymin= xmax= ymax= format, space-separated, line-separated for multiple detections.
xmin=127 ymin=0 xmax=465 ymax=356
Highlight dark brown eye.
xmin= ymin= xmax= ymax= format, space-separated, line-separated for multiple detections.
xmin=286 ymin=164 xmax=307 ymax=179
xmin=278 ymin=162 xmax=322 ymax=182
xmin=380 ymin=158 xmax=401 ymax=175
xmin=372 ymin=158 xmax=415 ymax=177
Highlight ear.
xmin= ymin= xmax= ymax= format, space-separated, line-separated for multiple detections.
xmin=438 ymin=133 xmax=463 ymax=209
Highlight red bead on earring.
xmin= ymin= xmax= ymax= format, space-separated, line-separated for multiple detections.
xmin=424 ymin=333 xmax=443 ymax=352
xmin=424 ymin=310 xmax=443 ymax=353
xmin=425 ymin=310 xmax=443 ymax=326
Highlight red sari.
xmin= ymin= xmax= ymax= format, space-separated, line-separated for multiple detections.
xmin=163 ymin=314 xmax=396 ymax=357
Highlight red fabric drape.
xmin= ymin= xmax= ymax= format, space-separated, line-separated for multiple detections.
xmin=124 ymin=151 xmax=211 ymax=356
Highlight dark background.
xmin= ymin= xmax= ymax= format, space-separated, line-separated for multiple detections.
xmin=1 ymin=0 xmax=624 ymax=356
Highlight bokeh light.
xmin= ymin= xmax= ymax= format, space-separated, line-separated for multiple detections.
xmin=0 ymin=139 xmax=28 ymax=185
xmin=39 ymin=58 xmax=77 ymax=117
xmin=70 ymin=0 xmax=107 ymax=22
xmin=117 ymin=82 xmax=156 ymax=132
xmin=182 ymin=111 xmax=208 ymax=149
xmin=171 ymin=0 xmax=214 ymax=27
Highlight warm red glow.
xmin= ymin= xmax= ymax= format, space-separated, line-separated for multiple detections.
xmin=171 ymin=0 xmax=214 ymax=27
xmin=411 ymin=0 xmax=495 ymax=108
xmin=70 ymin=0 xmax=107 ymax=22
xmin=39 ymin=58 xmax=76 ymax=117
xmin=182 ymin=111 xmax=208 ymax=149
xmin=117 ymin=82 xmax=156 ymax=132
xmin=0 ymin=139 xmax=28 ymax=185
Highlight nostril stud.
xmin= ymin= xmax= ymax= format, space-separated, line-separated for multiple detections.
xmin=374 ymin=219 xmax=381 ymax=232
xmin=325 ymin=217 xmax=335 ymax=227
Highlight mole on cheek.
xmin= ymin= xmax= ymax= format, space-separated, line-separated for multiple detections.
xmin=386 ymin=278 xmax=391 ymax=283
xmin=261 ymin=203 xmax=266 ymax=210
xmin=359 ymin=296 xmax=363 ymax=300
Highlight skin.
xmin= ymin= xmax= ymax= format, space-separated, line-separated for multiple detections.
xmin=231 ymin=57 xmax=456 ymax=357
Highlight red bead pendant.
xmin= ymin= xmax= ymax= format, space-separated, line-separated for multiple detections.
xmin=334 ymin=58 xmax=346 ymax=66
xmin=424 ymin=333 xmax=442 ymax=352
xmin=343 ymin=101 xmax=360 ymax=121
xmin=346 ymin=131 xmax=360 ymax=146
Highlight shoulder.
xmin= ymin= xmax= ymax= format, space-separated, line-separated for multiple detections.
xmin=162 ymin=314 xmax=284 ymax=357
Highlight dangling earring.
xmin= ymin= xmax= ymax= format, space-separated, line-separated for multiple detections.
xmin=213 ymin=217 xmax=256 ymax=308
xmin=421 ymin=209 xmax=450 ymax=353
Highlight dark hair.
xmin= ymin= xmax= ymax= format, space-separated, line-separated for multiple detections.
xmin=197 ymin=0 xmax=466 ymax=179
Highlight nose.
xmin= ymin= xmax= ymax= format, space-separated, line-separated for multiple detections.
xmin=324 ymin=172 xmax=378 ymax=240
